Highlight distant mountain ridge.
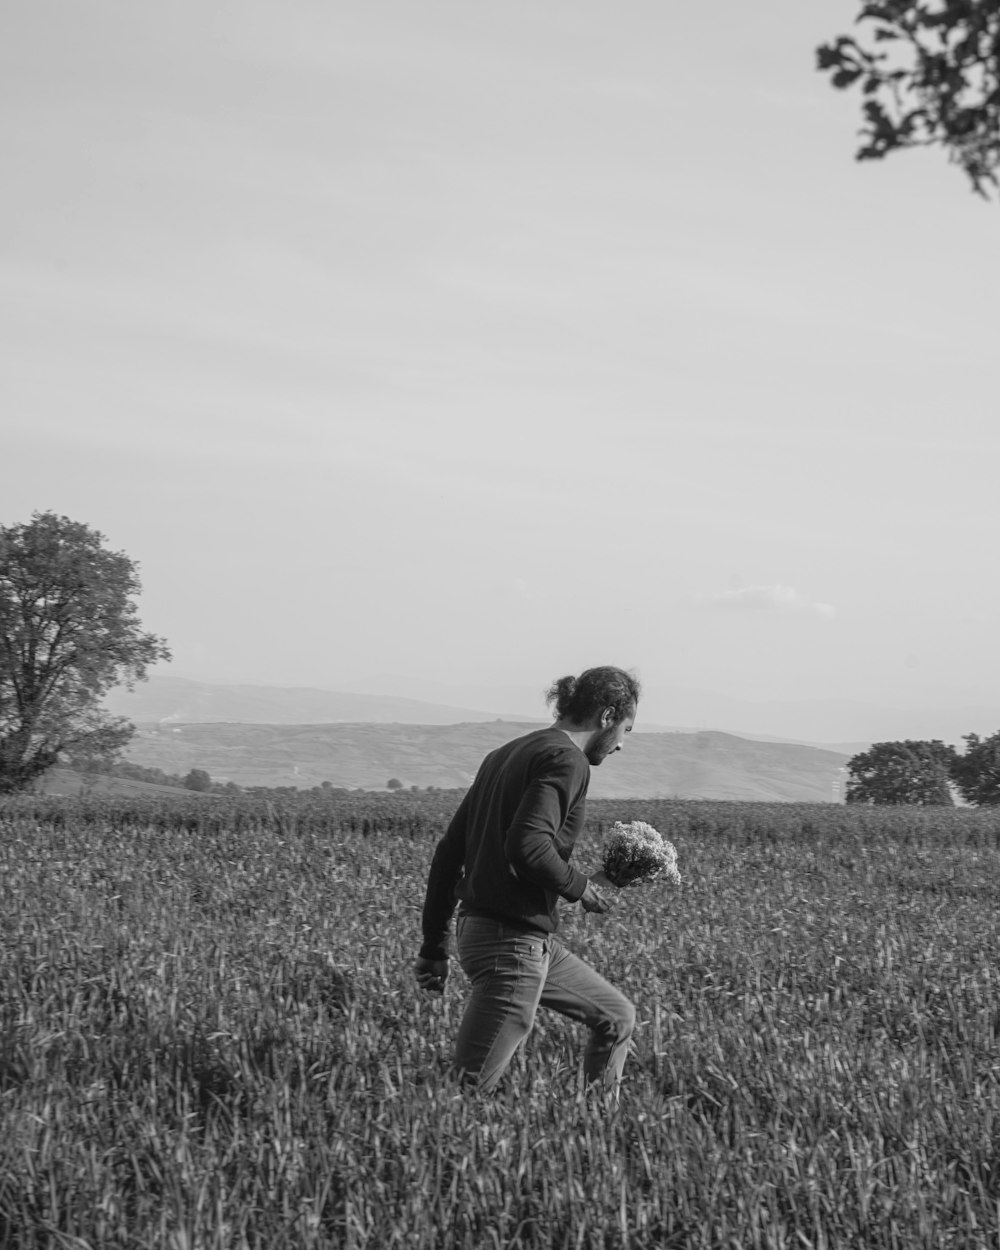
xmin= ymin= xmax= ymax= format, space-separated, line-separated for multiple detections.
xmin=102 ymin=678 xmax=857 ymax=800
xmin=103 ymin=675 xmax=545 ymax=728
xmin=121 ymin=720 xmax=850 ymax=802
xmin=105 ymin=675 xmax=1000 ymax=748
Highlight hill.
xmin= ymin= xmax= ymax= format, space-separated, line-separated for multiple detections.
xmin=36 ymin=768 xmax=204 ymax=799
xmin=120 ymin=722 xmax=850 ymax=802
xmin=102 ymin=675 xmax=1000 ymax=749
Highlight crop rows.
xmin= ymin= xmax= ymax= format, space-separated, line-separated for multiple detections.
xmin=2 ymin=795 xmax=999 ymax=1247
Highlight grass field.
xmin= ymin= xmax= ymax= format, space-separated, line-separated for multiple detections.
xmin=2 ymin=792 xmax=1000 ymax=1248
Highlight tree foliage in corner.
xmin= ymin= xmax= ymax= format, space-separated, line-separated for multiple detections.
xmin=0 ymin=512 xmax=171 ymax=794
xmin=951 ymin=730 xmax=1000 ymax=805
xmin=845 ymin=738 xmax=957 ymax=805
xmin=818 ymin=1 xmax=1000 ymax=197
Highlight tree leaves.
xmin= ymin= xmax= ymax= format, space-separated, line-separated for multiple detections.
xmin=0 ymin=512 xmax=171 ymax=794
xmin=817 ymin=0 xmax=1000 ymax=197
xmin=951 ymin=731 xmax=1000 ymax=805
xmin=848 ymin=733 xmax=1000 ymax=807
xmin=845 ymin=740 xmax=957 ymax=806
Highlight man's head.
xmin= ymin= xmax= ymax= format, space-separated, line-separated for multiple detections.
xmin=582 ymin=704 xmax=636 ymax=765
xmin=546 ymin=666 xmax=640 ymax=766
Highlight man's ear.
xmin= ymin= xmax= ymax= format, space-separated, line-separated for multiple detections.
xmin=601 ymin=706 xmax=615 ymax=727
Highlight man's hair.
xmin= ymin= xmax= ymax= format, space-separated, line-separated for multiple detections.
xmin=545 ymin=666 xmax=641 ymax=725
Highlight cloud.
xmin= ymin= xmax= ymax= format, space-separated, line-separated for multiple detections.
xmin=702 ymin=585 xmax=835 ymax=619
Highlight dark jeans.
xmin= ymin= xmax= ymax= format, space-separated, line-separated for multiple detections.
xmin=453 ymin=912 xmax=635 ymax=1095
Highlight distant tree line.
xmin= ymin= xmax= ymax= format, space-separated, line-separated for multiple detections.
xmin=846 ymin=732 xmax=1000 ymax=806
xmin=68 ymin=757 xmax=450 ymax=798
xmin=66 ymin=758 xmax=237 ymax=795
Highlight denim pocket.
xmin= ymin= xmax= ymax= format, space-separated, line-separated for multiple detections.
xmin=457 ymin=917 xmax=547 ymax=980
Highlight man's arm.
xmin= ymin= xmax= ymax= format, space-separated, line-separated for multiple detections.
xmin=418 ymin=791 xmax=470 ymax=963
xmin=504 ymin=753 xmax=590 ymax=902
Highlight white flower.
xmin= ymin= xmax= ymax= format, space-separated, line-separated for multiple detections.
xmin=601 ymin=820 xmax=681 ymax=888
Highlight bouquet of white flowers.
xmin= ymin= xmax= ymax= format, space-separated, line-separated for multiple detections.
xmin=601 ymin=820 xmax=681 ymax=888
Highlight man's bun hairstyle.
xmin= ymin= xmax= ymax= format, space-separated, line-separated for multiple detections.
xmin=545 ymin=666 xmax=641 ymax=725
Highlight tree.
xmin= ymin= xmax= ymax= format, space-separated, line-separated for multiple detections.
xmin=386 ymin=777 xmax=403 ymax=790
xmin=0 ymin=512 xmax=170 ymax=794
xmin=950 ymin=730 xmax=1000 ymax=805
xmin=817 ymin=1 xmax=1000 ymax=198
xmin=183 ymin=768 xmax=212 ymax=793
xmin=845 ymin=739 xmax=957 ymax=805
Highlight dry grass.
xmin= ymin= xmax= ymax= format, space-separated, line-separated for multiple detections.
xmin=2 ymin=794 xmax=999 ymax=1248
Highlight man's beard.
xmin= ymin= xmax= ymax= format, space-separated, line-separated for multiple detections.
xmin=585 ymin=723 xmax=619 ymax=766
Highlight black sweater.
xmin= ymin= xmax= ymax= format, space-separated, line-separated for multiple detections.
xmin=419 ymin=727 xmax=591 ymax=961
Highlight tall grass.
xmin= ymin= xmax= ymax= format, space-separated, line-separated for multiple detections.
xmin=2 ymin=795 xmax=999 ymax=1247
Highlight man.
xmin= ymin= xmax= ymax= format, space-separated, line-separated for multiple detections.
xmin=414 ymin=665 xmax=639 ymax=1097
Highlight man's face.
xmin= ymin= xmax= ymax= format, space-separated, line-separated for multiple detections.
xmin=585 ymin=709 xmax=635 ymax=766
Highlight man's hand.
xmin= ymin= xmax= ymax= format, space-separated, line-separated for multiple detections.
xmin=414 ymin=955 xmax=449 ymax=994
xmin=580 ymin=879 xmax=613 ymax=914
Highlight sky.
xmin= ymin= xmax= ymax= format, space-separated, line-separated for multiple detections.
xmin=2 ymin=0 xmax=999 ymax=739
